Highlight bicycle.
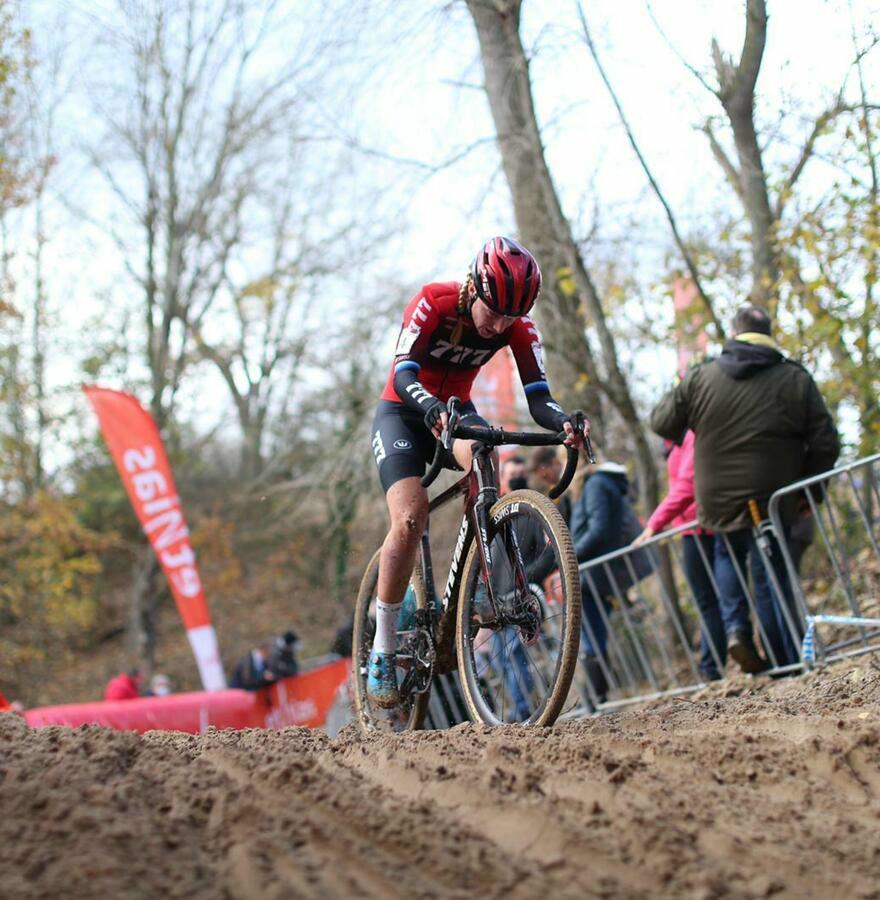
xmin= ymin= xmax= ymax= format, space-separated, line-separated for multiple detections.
xmin=352 ymin=398 xmax=591 ymax=732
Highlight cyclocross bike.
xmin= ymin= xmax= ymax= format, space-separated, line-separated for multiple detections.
xmin=352 ymin=398 xmax=592 ymax=732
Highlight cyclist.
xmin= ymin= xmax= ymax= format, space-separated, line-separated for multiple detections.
xmin=367 ymin=236 xmax=590 ymax=707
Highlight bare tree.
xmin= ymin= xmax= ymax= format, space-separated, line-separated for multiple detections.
xmin=704 ymin=0 xmax=778 ymax=307
xmin=191 ymin=171 xmax=315 ymax=483
xmin=464 ymin=0 xmax=660 ymax=510
xmin=193 ymin=137 xmax=398 ymax=484
xmin=691 ymin=0 xmax=875 ymax=311
xmin=0 ymin=3 xmax=50 ymax=499
xmin=80 ymin=0 xmax=348 ymax=668
xmin=83 ymin=1 xmax=341 ymax=433
xmin=577 ymin=3 xmax=724 ymax=341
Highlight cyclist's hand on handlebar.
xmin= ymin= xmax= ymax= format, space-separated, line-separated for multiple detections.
xmin=424 ymin=405 xmax=448 ymax=440
xmin=561 ymin=412 xmax=591 ymax=449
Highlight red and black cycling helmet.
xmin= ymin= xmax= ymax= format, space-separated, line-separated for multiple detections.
xmin=471 ymin=236 xmax=542 ymax=317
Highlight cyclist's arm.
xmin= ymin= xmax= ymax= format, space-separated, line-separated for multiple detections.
xmin=524 ymin=383 xmax=568 ymax=432
xmin=391 ymin=292 xmax=445 ymax=422
xmin=393 ymin=363 xmax=443 ymax=421
xmin=509 ymin=317 xmax=568 ymax=432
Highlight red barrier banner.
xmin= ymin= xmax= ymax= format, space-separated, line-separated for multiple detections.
xmin=264 ymin=657 xmax=351 ymax=730
xmin=23 ymin=658 xmax=352 ymax=735
xmin=83 ymin=387 xmax=225 ymax=691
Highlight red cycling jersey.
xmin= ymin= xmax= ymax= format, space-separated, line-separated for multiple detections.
xmin=380 ymin=282 xmax=549 ymax=405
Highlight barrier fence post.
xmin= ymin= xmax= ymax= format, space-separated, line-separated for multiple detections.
xmin=417 ymin=455 xmax=880 ymax=727
xmin=768 ymin=453 xmax=880 ymax=665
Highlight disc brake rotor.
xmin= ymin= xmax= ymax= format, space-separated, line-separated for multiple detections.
xmin=507 ymin=587 xmax=543 ymax=647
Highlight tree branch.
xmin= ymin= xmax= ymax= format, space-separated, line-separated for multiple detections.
xmin=578 ymin=2 xmax=724 ymax=338
xmin=775 ymin=94 xmax=847 ymax=218
xmin=644 ymin=0 xmax=718 ymax=97
xmin=702 ymin=119 xmax=744 ymax=203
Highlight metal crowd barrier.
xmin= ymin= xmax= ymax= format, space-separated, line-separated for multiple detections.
xmin=345 ymin=454 xmax=880 ymax=729
xmin=768 ymin=453 xmax=880 ymax=668
xmin=558 ymin=452 xmax=880 ymax=716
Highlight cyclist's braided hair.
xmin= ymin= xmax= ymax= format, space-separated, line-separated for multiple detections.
xmin=451 ymin=275 xmax=473 ymax=345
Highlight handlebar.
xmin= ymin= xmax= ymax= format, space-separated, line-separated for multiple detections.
xmin=421 ymin=397 xmax=594 ymax=499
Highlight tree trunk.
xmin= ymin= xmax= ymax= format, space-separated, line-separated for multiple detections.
xmin=465 ymin=0 xmax=660 ymax=512
xmin=711 ymin=0 xmax=778 ymax=308
xmin=128 ymin=548 xmax=160 ymax=678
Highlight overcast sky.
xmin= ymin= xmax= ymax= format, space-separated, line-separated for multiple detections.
xmin=16 ymin=0 xmax=880 ymax=444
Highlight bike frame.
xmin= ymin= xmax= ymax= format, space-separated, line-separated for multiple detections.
xmin=418 ymin=442 xmax=528 ymax=633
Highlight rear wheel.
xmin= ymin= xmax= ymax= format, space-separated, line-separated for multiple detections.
xmin=455 ymin=490 xmax=582 ymax=726
xmin=352 ymin=548 xmax=431 ymax=733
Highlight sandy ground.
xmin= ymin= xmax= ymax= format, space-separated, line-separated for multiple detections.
xmin=2 ymin=661 xmax=880 ymax=899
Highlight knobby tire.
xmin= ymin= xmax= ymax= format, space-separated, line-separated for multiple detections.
xmin=352 ymin=548 xmax=430 ymax=733
xmin=455 ymin=490 xmax=582 ymax=727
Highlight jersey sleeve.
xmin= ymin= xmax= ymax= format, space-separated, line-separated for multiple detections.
xmin=391 ymin=290 xmax=444 ymax=416
xmin=508 ymin=316 xmax=547 ymax=391
xmin=509 ymin=317 xmax=568 ymax=431
xmin=392 ymin=290 xmax=441 ymax=378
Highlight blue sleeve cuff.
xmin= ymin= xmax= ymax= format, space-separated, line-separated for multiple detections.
xmin=523 ymin=380 xmax=550 ymax=395
xmin=394 ymin=360 xmax=421 ymax=375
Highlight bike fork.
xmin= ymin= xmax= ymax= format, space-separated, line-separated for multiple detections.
xmin=419 ymin=529 xmax=442 ymax=625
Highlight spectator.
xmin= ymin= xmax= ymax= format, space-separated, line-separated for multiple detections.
xmin=487 ymin=455 xmax=538 ymax=721
xmin=650 ymin=305 xmax=839 ymax=671
xmin=788 ymin=506 xmax=816 ymax=575
xmin=145 ymin=673 xmax=173 ymax=697
xmin=104 ymin=668 xmax=142 ymax=701
xmin=0 ymin=688 xmax=23 ymax=712
xmin=634 ymin=431 xmax=725 ymax=681
xmin=528 ymin=445 xmax=573 ymax=524
xmin=268 ymin=630 xmax=300 ymax=680
xmin=570 ymin=460 xmax=652 ymax=704
xmin=330 ymin=618 xmax=354 ymax=658
xmin=230 ymin=630 xmax=300 ymax=691
xmin=230 ymin=643 xmax=272 ymax=690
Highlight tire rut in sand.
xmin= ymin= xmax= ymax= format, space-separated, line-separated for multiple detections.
xmin=4 ymin=660 xmax=880 ymax=899
xmin=337 ymin=706 xmax=880 ymax=900
xmin=337 ymin=729 xmax=658 ymax=897
xmin=196 ymin=732 xmax=543 ymax=900
xmin=196 ymin=744 xmax=419 ymax=899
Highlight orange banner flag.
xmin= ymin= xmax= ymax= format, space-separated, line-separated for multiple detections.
xmin=83 ymin=387 xmax=226 ymax=691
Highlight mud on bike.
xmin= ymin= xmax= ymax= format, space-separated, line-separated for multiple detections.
xmin=352 ymin=398 xmax=592 ymax=732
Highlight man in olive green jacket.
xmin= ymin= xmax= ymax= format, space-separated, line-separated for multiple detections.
xmin=650 ymin=306 xmax=839 ymax=671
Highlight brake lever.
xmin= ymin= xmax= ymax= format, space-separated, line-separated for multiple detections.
xmin=583 ymin=433 xmax=597 ymax=465
xmin=569 ymin=410 xmax=596 ymax=465
xmin=442 ymin=396 xmax=461 ymax=451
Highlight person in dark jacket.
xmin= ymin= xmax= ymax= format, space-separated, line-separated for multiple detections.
xmin=569 ymin=461 xmax=640 ymax=703
xmin=230 ymin=630 xmax=300 ymax=691
xmin=650 ymin=305 xmax=840 ymax=672
xmin=484 ymin=456 xmax=538 ymax=721
xmin=528 ymin=446 xmax=573 ymax=525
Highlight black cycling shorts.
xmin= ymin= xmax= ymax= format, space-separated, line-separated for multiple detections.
xmin=371 ymin=399 xmax=489 ymax=493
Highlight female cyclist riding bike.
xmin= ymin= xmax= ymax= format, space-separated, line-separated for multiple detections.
xmin=367 ymin=236 xmax=591 ymax=708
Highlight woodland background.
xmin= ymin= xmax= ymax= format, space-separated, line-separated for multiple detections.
xmin=0 ymin=0 xmax=877 ymax=706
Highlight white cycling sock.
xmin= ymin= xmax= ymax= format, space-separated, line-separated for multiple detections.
xmin=373 ymin=598 xmax=403 ymax=655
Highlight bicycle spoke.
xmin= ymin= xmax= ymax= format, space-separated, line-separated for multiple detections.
xmin=457 ymin=493 xmax=580 ymax=726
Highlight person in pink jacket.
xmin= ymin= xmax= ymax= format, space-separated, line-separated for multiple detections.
xmin=634 ymin=431 xmax=726 ymax=680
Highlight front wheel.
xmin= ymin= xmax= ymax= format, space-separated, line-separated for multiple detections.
xmin=455 ymin=490 xmax=582 ymax=726
xmin=351 ymin=547 xmax=431 ymax=733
